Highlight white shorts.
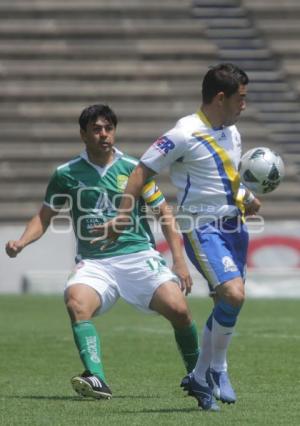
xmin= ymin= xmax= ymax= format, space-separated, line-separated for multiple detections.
xmin=65 ymin=249 xmax=178 ymax=315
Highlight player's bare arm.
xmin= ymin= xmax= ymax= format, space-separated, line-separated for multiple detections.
xmin=5 ymin=205 xmax=58 ymax=258
xmin=154 ymin=201 xmax=193 ymax=295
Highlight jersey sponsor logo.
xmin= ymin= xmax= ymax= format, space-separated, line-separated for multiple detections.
xmin=77 ymin=187 xmax=117 ymax=216
xmin=116 ymin=174 xmax=128 ymax=191
xmin=222 ymin=256 xmax=238 ymax=272
xmin=91 ymin=191 xmax=116 ymax=216
xmin=154 ymin=136 xmax=175 ymax=155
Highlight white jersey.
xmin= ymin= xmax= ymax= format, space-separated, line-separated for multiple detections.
xmin=141 ymin=111 xmax=245 ymax=229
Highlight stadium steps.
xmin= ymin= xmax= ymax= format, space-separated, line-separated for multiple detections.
xmin=241 ymin=0 xmax=300 ymax=195
xmin=0 ymin=183 xmax=48 ymax=201
xmin=0 ymin=120 xmax=271 ymax=144
xmin=0 ymin=60 xmax=210 ymax=80
xmin=257 ymin=21 xmax=300 ymax=38
xmin=0 ymin=0 xmax=194 ymax=19
xmin=0 ymin=202 xmax=42 ymax=222
xmin=0 ymin=80 xmax=215 ymax=101
xmin=192 ymin=0 xmax=300 ymax=220
xmin=0 ymin=0 xmax=217 ymax=222
xmin=242 ymin=0 xmax=300 ymax=19
xmin=0 ymin=0 xmax=298 ymax=221
xmin=0 ymin=101 xmax=200 ymax=121
xmin=0 ymin=40 xmax=217 ymax=60
xmin=0 ymin=19 xmax=207 ymax=39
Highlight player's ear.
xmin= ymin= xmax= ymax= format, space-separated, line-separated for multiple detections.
xmin=216 ymin=91 xmax=225 ymax=105
xmin=80 ymin=128 xmax=87 ymax=143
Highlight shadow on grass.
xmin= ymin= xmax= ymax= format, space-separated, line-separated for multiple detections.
xmin=3 ymin=395 xmax=201 ymax=414
xmin=3 ymin=395 xmax=83 ymax=401
xmin=4 ymin=394 xmax=164 ymax=401
xmin=117 ymin=408 xmax=200 ymax=414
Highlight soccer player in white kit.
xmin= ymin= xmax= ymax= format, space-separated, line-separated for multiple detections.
xmin=97 ymin=64 xmax=261 ymax=411
xmin=5 ymin=104 xmax=200 ymax=401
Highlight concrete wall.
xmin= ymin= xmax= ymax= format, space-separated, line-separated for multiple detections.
xmin=1 ymin=225 xmax=75 ymax=294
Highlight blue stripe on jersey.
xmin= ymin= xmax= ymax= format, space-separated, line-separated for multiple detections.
xmin=179 ymin=173 xmax=191 ymax=207
xmin=194 ymin=134 xmax=235 ymax=206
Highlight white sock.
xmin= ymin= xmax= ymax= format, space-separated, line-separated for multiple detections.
xmin=193 ymin=325 xmax=212 ymax=386
xmin=211 ymin=317 xmax=234 ymax=372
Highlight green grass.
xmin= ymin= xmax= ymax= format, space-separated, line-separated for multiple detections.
xmin=0 ymin=296 xmax=299 ymax=426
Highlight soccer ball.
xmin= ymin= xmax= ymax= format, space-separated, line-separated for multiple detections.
xmin=238 ymin=147 xmax=285 ymax=194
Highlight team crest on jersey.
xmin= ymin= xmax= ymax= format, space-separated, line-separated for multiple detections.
xmin=154 ymin=136 xmax=175 ymax=156
xmin=116 ymin=174 xmax=128 ymax=191
xmin=222 ymin=256 xmax=238 ymax=272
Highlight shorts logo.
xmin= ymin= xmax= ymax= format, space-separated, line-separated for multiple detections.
xmin=222 ymin=256 xmax=238 ymax=272
xmin=154 ymin=136 xmax=175 ymax=155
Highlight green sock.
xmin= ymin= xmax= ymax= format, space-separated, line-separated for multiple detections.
xmin=174 ymin=320 xmax=199 ymax=373
xmin=72 ymin=320 xmax=106 ymax=381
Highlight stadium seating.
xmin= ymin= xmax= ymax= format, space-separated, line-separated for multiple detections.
xmin=0 ymin=0 xmax=299 ymax=221
xmin=193 ymin=0 xmax=300 ymax=218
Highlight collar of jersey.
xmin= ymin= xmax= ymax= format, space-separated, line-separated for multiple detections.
xmin=197 ymin=110 xmax=224 ymax=131
xmin=80 ymin=147 xmax=123 ymax=177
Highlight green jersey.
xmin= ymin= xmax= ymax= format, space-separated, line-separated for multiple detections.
xmin=44 ymin=148 xmax=165 ymax=260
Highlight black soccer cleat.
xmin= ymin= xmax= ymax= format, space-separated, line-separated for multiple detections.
xmin=71 ymin=370 xmax=112 ymax=399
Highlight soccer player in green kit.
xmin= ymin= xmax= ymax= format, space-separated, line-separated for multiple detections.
xmin=5 ymin=104 xmax=199 ymax=399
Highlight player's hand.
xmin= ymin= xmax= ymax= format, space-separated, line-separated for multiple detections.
xmin=172 ymin=259 xmax=193 ymax=296
xmin=244 ymin=197 xmax=261 ymax=216
xmin=5 ymin=240 xmax=24 ymax=258
xmin=90 ymin=215 xmax=132 ymax=250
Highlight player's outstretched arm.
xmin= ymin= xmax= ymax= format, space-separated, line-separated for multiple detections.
xmin=155 ymin=201 xmax=193 ymax=295
xmin=5 ymin=205 xmax=58 ymax=258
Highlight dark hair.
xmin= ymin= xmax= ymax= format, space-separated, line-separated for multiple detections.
xmin=202 ymin=63 xmax=249 ymax=104
xmin=78 ymin=104 xmax=118 ymax=131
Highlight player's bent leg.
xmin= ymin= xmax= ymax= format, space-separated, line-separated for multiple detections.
xmin=208 ymin=277 xmax=245 ymax=404
xmin=65 ymin=284 xmax=112 ymax=399
xmin=180 ymin=314 xmax=220 ymax=412
xmin=65 ymin=283 xmax=102 ymax=322
xmin=216 ymin=277 xmax=245 ymax=308
xmin=149 ymin=280 xmax=191 ymax=327
xmin=191 ymin=314 xmax=213 ymax=387
xmin=150 ymin=281 xmax=199 ymax=373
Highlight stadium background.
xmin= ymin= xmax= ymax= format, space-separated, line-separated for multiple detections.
xmin=0 ymin=0 xmax=299 ymax=296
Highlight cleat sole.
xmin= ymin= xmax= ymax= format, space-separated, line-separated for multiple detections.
xmin=71 ymin=377 xmax=112 ymax=400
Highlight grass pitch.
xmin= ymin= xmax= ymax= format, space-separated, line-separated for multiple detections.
xmin=0 ymin=295 xmax=299 ymax=426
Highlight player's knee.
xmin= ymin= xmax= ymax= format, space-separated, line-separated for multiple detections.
xmin=217 ymin=277 xmax=245 ymax=308
xmin=219 ymin=281 xmax=245 ymax=307
xmin=226 ymin=288 xmax=245 ymax=307
xmin=168 ymin=302 xmax=192 ymax=327
xmin=65 ymin=294 xmax=91 ymax=321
